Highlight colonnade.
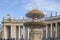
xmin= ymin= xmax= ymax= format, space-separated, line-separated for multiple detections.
xmin=3 ymin=25 xmax=21 ymax=40
xmin=45 ymin=23 xmax=58 ymax=39
xmin=3 ymin=22 xmax=60 ymax=40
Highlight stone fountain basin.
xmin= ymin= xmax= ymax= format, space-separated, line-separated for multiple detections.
xmin=24 ymin=21 xmax=46 ymax=28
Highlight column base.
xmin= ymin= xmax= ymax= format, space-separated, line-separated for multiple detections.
xmin=42 ymin=38 xmax=49 ymax=40
xmin=24 ymin=38 xmax=29 ymax=40
xmin=42 ymin=38 xmax=60 ymax=40
xmin=0 ymin=38 xmax=2 ymax=40
xmin=42 ymin=38 xmax=55 ymax=40
xmin=3 ymin=38 xmax=16 ymax=40
xmin=20 ymin=38 xmax=24 ymax=40
xmin=55 ymin=38 xmax=60 ymax=40
xmin=0 ymin=38 xmax=16 ymax=40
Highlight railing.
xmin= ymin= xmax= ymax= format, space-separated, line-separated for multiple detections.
xmin=45 ymin=15 xmax=60 ymax=21
xmin=2 ymin=19 xmax=44 ymax=22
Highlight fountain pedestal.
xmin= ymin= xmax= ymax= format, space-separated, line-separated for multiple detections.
xmin=30 ymin=28 xmax=41 ymax=40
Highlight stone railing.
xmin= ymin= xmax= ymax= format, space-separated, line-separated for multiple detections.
xmin=2 ymin=19 xmax=44 ymax=23
xmin=45 ymin=15 xmax=60 ymax=21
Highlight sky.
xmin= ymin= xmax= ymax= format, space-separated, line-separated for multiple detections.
xmin=0 ymin=0 xmax=60 ymax=24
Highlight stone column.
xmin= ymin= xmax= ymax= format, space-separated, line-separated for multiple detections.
xmin=46 ymin=25 xmax=48 ymax=39
xmin=41 ymin=28 xmax=44 ymax=39
xmin=24 ymin=27 xmax=26 ymax=39
xmin=11 ymin=25 xmax=16 ymax=40
xmin=4 ymin=25 xmax=7 ymax=40
xmin=11 ymin=26 xmax=13 ymax=38
xmin=25 ymin=27 xmax=28 ymax=40
xmin=2 ymin=25 xmax=4 ymax=39
xmin=13 ymin=26 xmax=16 ymax=40
xmin=50 ymin=23 xmax=53 ymax=38
xmin=55 ymin=23 xmax=57 ymax=38
xmin=28 ymin=28 xmax=29 ymax=40
xmin=23 ymin=25 xmax=25 ymax=39
xmin=19 ymin=26 xmax=21 ymax=40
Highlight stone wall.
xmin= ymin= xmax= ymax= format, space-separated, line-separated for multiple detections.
xmin=0 ymin=30 xmax=2 ymax=38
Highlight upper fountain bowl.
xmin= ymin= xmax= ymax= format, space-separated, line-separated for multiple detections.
xmin=26 ymin=9 xmax=44 ymax=19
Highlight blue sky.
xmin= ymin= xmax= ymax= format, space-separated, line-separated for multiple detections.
xmin=0 ymin=0 xmax=60 ymax=24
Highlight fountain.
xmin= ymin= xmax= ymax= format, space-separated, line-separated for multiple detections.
xmin=24 ymin=9 xmax=46 ymax=40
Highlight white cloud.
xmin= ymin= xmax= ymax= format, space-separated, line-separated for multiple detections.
xmin=24 ymin=0 xmax=60 ymax=15
xmin=25 ymin=3 xmax=33 ymax=9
